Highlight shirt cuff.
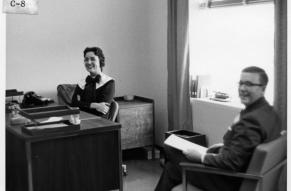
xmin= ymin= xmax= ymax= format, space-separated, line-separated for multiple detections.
xmin=201 ymin=153 xmax=206 ymax=163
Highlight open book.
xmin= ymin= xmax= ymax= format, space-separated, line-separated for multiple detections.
xmin=164 ymin=134 xmax=207 ymax=154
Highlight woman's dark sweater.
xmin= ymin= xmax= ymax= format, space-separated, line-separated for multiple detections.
xmin=71 ymin=75 xmax=115 ymax=118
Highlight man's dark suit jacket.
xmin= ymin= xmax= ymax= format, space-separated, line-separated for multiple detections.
xmin=197 ymin=97 xmax=281 ymax=191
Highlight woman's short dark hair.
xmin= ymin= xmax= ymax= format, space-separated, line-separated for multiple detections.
xmin=242 ymin=66 xmax=269 ymax=86
xmin=83 ymin=47 xmax=105 ymax=69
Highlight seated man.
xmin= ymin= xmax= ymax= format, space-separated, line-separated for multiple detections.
xmin=155 ymin=66 xmax=281 ymax=191
xmin=71 ymin=47 xmax=115 ymax=119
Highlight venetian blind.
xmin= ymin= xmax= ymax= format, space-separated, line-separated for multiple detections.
xmin=207 ymin=0 xmax=273 ymax=8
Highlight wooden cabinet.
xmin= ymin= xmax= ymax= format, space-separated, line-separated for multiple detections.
xmin=115 ymin=96 xmax=154 ymax=154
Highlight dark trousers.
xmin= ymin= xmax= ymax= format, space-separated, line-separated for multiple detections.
xmin=155 ymin=145 xmax=241 ymax=191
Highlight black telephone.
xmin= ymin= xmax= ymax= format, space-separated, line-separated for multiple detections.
xmin=22 ymin=91 xmax=54 ymax=108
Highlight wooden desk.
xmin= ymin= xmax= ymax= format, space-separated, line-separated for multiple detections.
xmin=6 ymin=111 xmax=122 ymax=191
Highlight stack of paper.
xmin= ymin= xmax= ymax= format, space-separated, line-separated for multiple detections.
xmin=39 ymin=117 xmax=63 ymax=123
xmin=26 ymin=123 xmax=68 ymax=130
xmin=164 ymin=134 xmax=207 ymax=154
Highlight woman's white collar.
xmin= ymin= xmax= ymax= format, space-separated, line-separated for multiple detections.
xmin=78 ymin=73 xmax=113 ymax=90
xmin=96 ymin=73 xmax=113 ymax=89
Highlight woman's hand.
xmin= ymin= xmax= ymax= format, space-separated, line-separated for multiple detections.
xmin=90 ymin=102 xmax=110 ymax=114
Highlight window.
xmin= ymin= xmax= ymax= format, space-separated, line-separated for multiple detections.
xmin=189 ymin=1 xmax=274 ymax=104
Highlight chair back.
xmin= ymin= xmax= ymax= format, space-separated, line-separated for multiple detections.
xmin=57 ymin=84 xmax=77 ymax=105
xmin=108 ymin=100 xmax=119 ymax=122
xmin=239 ymin=134 xmax=287 ymax=191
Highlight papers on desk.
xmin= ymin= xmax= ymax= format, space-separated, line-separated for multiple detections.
xmin=22 ymin=119 xmax=80 ymax=136
xmin=26 ymin=122 xmax=68 ymax=130
xmin=164 ymin=134 xmax=207 ymax=154
xmin=40 ymin=117 xmax=63 ymax=123
xmin=10 ymin=114 xmax=31 ymax=125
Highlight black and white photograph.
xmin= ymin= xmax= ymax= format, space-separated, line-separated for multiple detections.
xmin=1 ymin=0 xmax=288 ymax=190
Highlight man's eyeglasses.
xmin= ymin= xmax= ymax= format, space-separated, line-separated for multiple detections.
xmin=238 ymin=81 xmax=263 ymax=87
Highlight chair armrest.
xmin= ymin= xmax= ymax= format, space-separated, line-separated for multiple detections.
xmin=180 ymin=162 xmax=262 ymax=180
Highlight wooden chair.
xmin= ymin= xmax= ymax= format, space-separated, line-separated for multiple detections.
xmin=57 ymin=84 xmax=76 ymax=105
xmin=108 ymin=100 xmax=119 ymax=122
xmin=172 ymin=134 xmax=287 ymax=191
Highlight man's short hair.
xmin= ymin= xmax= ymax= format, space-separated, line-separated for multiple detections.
xmin=242 ymin=66 xmax=269 ymax=86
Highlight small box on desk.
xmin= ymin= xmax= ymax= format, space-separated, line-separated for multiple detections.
xmin=165 ymin=130 xmax=207 ymax=147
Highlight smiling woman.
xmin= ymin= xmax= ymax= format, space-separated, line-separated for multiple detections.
xmin=70 ymin=47 xmax=115 ymax=119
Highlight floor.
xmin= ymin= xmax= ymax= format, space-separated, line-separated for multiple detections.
xmin=122 ymin=148 xmax=163 ymax=191
xmin=123 ymin=159 xmax=162 ymax=191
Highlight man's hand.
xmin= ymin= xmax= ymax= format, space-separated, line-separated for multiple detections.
xmin=90 ymin=102 xmax=110 ymax=114
xmin=207 ymin=143 xmax=223 ymax=153
xmin=182 ymin=148 xmax=203 ymax=163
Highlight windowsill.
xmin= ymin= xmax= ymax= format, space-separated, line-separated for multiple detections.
xmin=190 ymin=97 xmax=244 ymax=110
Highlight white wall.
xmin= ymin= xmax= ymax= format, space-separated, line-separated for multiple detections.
xmin=6 ymin=0 xmax=168 ymax=146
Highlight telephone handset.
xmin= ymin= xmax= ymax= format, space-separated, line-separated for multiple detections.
xmin=24 ymin=91 xmax=36 ymax=99
xmin=22 ymin=91 xmax=53 ymax=108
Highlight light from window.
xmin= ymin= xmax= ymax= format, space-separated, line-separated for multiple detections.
xmin=189 ymin=2 xmax=274 ymax=104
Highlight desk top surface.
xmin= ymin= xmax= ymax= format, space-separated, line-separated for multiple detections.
xmin=6 ymin=111 xmax=121 ymax=142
